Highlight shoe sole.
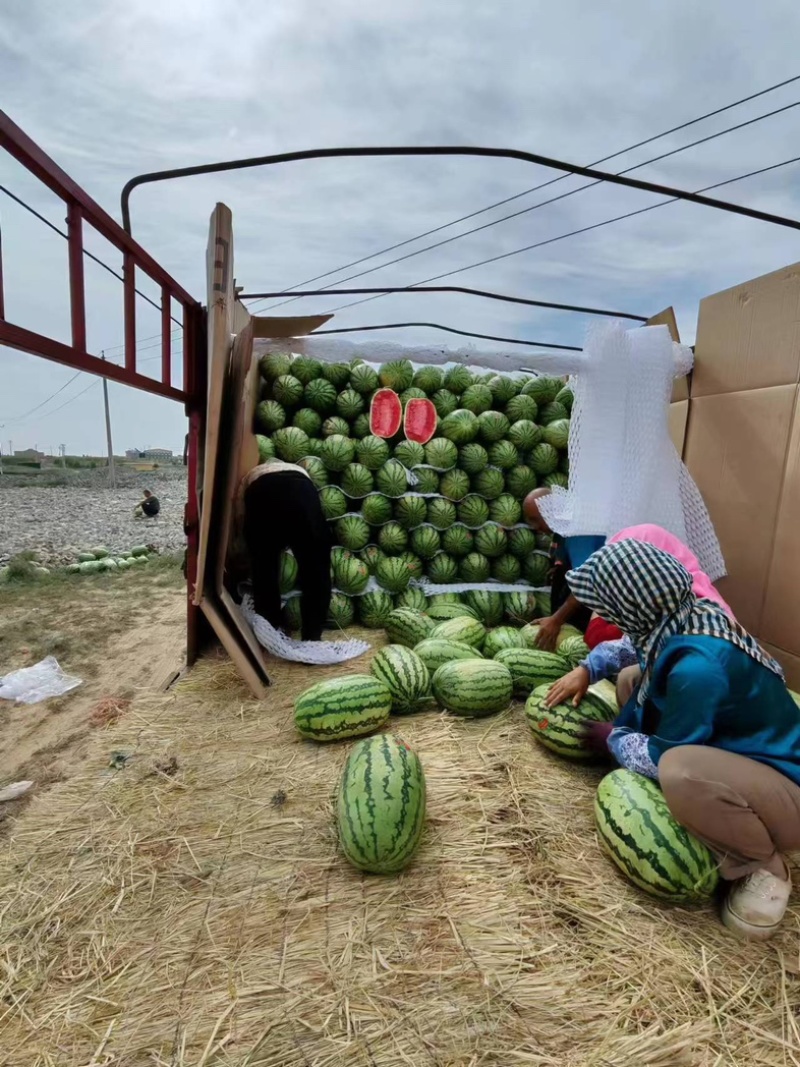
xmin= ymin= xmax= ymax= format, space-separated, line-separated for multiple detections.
xmin=721 ymin=899 xmax=783 ymax=941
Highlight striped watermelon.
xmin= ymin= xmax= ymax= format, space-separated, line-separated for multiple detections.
xmin=595 ymin=770 xmax=719 ymax=902
xmin=375 ymin=556 xmax=412 ymax=593
xmin=507 ymin=527 xmax=536 ymax=559
xmin=326 ymin=593 xmax=355 ymax=629
xmin=379 ymin=359 xmax=415 ymax=391
xmin=385 ymin=608 xmax=434 ymax=647
xmin=349 ymin=363 xmax=379 ymax=394
xmin=439 ymin=469 xmax=471 ymax=501
xmin=359 ymin=591 xmax=395 ymax=628
xmin=413 ymin=639 xmax=484 ymax=673
xmin=272 ymin=374 xmax=304 ymax=406
xmin=341 ymin=463 xmax=374 ymax=498
xmin=294 ymin=675 xmax=392 ymax=741
xmin=492 ymin=648 xmax=569 ymax=695
xmin=474 ymin=524 xmax=508 ymax=558
xmin=321 ymin=434 xmax=356 ymax=472
xmin=463 ymin=590 xmax=504 ymax=627
xmin=540 ymin=402 xmax=569 ymax=426
xmin=477 ymin=411 xmax=510 ymax=443
xmin=555 ymin=385 xmax=574 ymax=412
xmin=413 ymin=366 xmax=444 ymax=393
xmin=337 ymin=387 xmax=365 ymax=420
xmin=482 ymin=626 xmax=527 ymax=658
xmin=487 ymin=374 xmax=519 ymax=404
xmin=352 ymin=413 xmax=370 ymax=438
xmin=426 ymin=553 xmax=459 ymax=584
xmin=444 ymin=365 xmax=473 ymax=394
xmin=458 ymin=443 xmax=489 ymax=474
xmin=521 ymin=376 xmax=561 ymax=404
xmin=273 ymin=426 xmax=310 ymax=462
xmin=503 ymin=591 xmax=539 ymax=625
xmin=396 ymin=587 xmax=430 ymax=612
xmin=508 ymin=420 xmax=542 ymax=453
xmin=430 ymin=616 xmax=486 ymax=648
xmin=457 ymin=495 xmax=490 ymax=528
xmin=279 ymin=551 xmax=298 ymax=595
xmin=259 ymin=351 xmax=292 ymax=381
xmin=488 ymin=441 xmax=519 ymax=471
xmin=394 ymin=496 xmax=428 ymax=529
xmin=432 ymin=660 xmax=513 ymax=716
xmin=440 ymin=409 xmax=480 ymax=444
xmin=523 ymin=552 xmax=550 ymax=587
xmin=441 ymin=524 xmax=474 ymax=557
xmin=410 ymin=526 xmax=442 ymax=559
xmin=297 ymin=456 xmax=329 ymax=489
xmin=335 ymin=515 xmax=371 ymax=551
xmin=293 ymin=408 xmax=322 ymax=436
xmin=398 ymin=551 xmax=423 ymax=580
xmin=333 ymin=555 xmax=370 ymax=595
xmin=284 ymin=596 xmax=302 ymax=631
xmin=544 ymin=472 xmax=569 ymax=490
xmin=256 ymin=433 xmax=275 ymax=461
xmin=324 ymin=362 xmax=353 ymax=387
xmin=489 ymin=494 xmax=522 ymax=527
xmin=458 ymin=552 xmax=491 ymax=583
xmin=528 ymin=443 xmax=559 ymax=476
xmin=304 ymin=378 xmax=337 ymax=413
xmin=426 ymin=602 xmax=479 ymax=622
xmin=394 ymin=440 xmax=426 ymax=467
xmin=378 ymin=522 xmax=409 ymax=555
xmin=376 ymin=459 xmax=409 ymax=497
xmin=471 ymin=467 xmax=506 ymax=500
xmin=370 ymin=645 xmax=431 ymax=714
xmin=292 ymin=356 xmax=324 ymax=384
xmin=505 ymin=465 xmax=538 ymax=499
xmin=427 ymin=498 xmax=457 ymax=530
xmin=432 ymin=388 xmax=458 ymax=417
xmin=370 ymin=388 xmax=403 ymax=438
xmin=460 ymin=384 xmax=493 ymax=415
xmin=357 ymin=435 xmax=392 ymax=470
xmin=362 ymin=493 xmax=393 ymax=525
xmin=360 ymin=545 xmax=385 ymax=575
xmin=337 ymin=734 xmax=426 ymax=874
xmin=559 ymin=634 xmax=590 ymax=668
xmin=505 ymin=395 xmax=538 ymax=423
xmin=525 ymin=682 xmax=617 ymax=760
xmin=323 ymin=416 xmax=351 ymax=438
xmin=542 ymin=418 xmax=570 ymax=450
xmin=424 ymin=437 xmax=459 ymax=470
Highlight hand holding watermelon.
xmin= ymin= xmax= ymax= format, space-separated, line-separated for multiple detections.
xmin=534 ymin=615 xmax=561 ymax=652
xmin=581 ymin=720 xmax=614 ymax=756
xmin=545 ymin=666 xmax=590 ymax=708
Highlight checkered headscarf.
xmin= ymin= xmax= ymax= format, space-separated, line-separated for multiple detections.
xmin=567 ymin=540 xmax=783 ymax=705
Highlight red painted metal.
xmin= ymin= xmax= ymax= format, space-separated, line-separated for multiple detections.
xmin=0 ymin=220 xmax=5 ymax=320
xmin=123 ymin=252 xmax=136 ymax=374
xmin=161 ymin=285 xmax=171 ymax=387
xmin=66 ymin=202 xmax=86 ymax=353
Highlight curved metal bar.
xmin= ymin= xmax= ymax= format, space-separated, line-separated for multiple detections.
xmin=238 ymin=284 xmax=648 ymax=322
xmin=299 ymin=321 xmax=582 ymax=351
xmin=121 ymin=144 xmax=800 ymax=235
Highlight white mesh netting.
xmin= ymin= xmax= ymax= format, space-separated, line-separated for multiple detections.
xmin=535 ymin=321 xmax=726 ymax=580
xmin=240 ymin=594 xmax=370 ymax=664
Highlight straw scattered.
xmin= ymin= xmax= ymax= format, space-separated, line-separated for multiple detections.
xmin=0 ymin=630 xmax=798 ymax=1066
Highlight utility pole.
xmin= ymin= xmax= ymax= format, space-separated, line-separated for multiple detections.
xmin=101 ymin=353 xmax=116 ymax=488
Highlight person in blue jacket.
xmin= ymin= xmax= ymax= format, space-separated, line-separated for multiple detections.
xmin=566 ymin=538 xmax=800 ymax=940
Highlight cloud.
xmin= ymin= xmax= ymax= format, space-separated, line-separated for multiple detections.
xmin=2 ymin=0 xmax=800 ymax=453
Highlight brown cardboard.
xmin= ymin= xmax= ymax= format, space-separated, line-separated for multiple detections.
xmin=692 ymin=262 xmax=800 ymax=398
xmin=668 ymin=400 xmax=688 ymax=456
xmin=252 ymin=313 xmax=332 ymax=338
xmin=759 ymin=385 xmax=800 ymax=654
xmin=683 ymin=385 xmax=797 ymax=633
xmin=647 ymin=308 xmax=688 ymax=403
xmin=760 ymin=642 xmax=800 ymax=692
xmin=195 ymin=203 xmax=234 ymax=605
xmin=199 ymin=595 xmax=269 ymax=699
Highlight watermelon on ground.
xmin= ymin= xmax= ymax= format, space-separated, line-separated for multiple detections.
xmin=385 ymin=608 xmax=434 ymax=647
xmin=525 ymin=683 xmax=616 ymax=760
xmin=432 ymin=660 xmax=513 ymax=717
xmin=429 ymin=616 xmax=485 ymax=648
xmin=594 ymin=769 xmax=719 ymax=902
xmin=413 ymin=638 xmax=483 ymax=674
xmin=294 ymin=675 xmax=391 ymax=741
xmin=337 ymin=734 xmax=426 ymax=873
xmin=326 ymin=593 xmax=355 ymax=629
xmin=503 ymin=591 xmax=539 ymax=624
xmin=483 ymin=626 xmax=527 ymax=658
xmin=359 ymin=591 xmax=396 ymax=628
xmin=493 ymin=648 xmax=569 ymax=694
xmin=370 ymin=645 xmax=431 ymax=714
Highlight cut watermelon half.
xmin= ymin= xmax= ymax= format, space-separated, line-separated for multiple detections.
xmin=404 ymin=397 xmax=437 ymax=444
xmin=370 ymin=388 xmax=403 ymax=438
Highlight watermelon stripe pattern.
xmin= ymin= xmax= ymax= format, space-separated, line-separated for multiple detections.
xmin=525 ymin=683 xmax=617 ymax=760
xmin=337 ymin=734 xmax=426 ymax=873
xmin=294 ymin=676 xmax=392 ymax=740
xmin=594 ymin=770 xmax=719 ymax=902
xmin=370 ymin=645 xmax=431 ymax=714
xmin=432 ymin=659 xmax=513 ymax=717
xmin=492 ymin=648 xmax=569 ymax=695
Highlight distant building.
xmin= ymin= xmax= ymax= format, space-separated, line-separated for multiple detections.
xmin=142 ymin=447 xmax=173 ymax=460
xmin=125 ymin=448 xmax=140 ymax=460
xmin=14 ymin=448 xmax=45 ymax=460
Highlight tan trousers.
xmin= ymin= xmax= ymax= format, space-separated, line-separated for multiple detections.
xmin=659 ymin=746 xmax=800 ymax=880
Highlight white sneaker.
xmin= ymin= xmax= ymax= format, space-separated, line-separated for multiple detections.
xmin=721 ymin=866 xmax=791 ymax=940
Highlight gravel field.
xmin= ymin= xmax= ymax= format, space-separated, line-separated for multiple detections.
xmin=0 ymin=469 xmax=188 ymax=566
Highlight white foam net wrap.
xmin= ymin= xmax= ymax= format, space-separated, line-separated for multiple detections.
xmin=536 ymin=322 xmax=726 ymax=581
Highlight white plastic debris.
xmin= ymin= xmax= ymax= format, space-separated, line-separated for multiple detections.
xmin=240 ymin=595 xmax=370 ymax=665
xmin=0 ymin=781 xmax=33 ymax=802
xmin=0 ymin=656 xmax=82 ymax=705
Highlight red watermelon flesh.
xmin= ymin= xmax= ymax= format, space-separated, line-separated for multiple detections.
xmin=404 ymin=397 xmax=437 ymax=444
xmin=370 ymin=389 xmax=403 ymax=438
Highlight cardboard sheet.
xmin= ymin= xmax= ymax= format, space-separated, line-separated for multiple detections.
xmin=693 ymin=262 xmax=800 ymax=398
xmin=761 ymin=642 xmax=800 ymax=692
xmin=668 ymin=400 xmax=689 ymax=457
xmin=683 ymin=384 xmax=797 ymax=634
xmin=647 ymin=307 xmax=688 ymax=403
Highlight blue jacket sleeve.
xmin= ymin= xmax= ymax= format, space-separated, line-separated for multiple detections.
xmin=564 ymin=535 xmax=606 ymax=570
xmin=581 ymin=637 xmax=638 ymax=683
xmin=645 ymin=651 xmax=726 ymax=765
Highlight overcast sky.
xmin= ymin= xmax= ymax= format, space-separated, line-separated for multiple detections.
xmin=2 ymin=1 xmax=800 ymax=456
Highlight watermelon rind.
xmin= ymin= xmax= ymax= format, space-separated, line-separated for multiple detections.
xmin=493 ymin=648 xmax=569 ymax=695
xmin=370 ymin=645 xmax=431 ymax=714
xmin=432 ymin=659 xmax=513 ymax=717
xmin=429 ymin=616 xmax=486 ymax=648
xmin=370 ymin=389 xmax=403 ymax=438
xmin=357 ymin=436 xmax=392 ymax=470
xmin=295 ymin=675 xmax=392 ymax=741
xmin=413 ymin=639 xmax=483 ymax=674
xmin=378 ymin=359 xmax=414 ymax=392
xmin=385 ymin=608 xmax=434 ymax=648
xmin=320 ymin=434 xmax=356 ymax=472
xmin=341 ymin=463 xmax=375 ymax=498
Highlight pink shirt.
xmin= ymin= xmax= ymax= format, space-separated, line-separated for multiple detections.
xmin=607 ymin=524 xmax=735 ymax=619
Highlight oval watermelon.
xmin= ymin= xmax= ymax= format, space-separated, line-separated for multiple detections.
xmin=482 ymin=626 xmax=527 ymax=658
xmin=295 ymin=675 xmax=392 ymax=741
xmin=426 ymin=602 xmax=479 ymax=622
xmin=394 ymin=496 xmax=428 ymax=530
xmin=376 ymin=459 xmax=409 ymax=497
xmin=404 ymin=397 xmax=438 ymax=444
xmin=439 ymin=409 xmax=480 ymax=444
xmin=397 ymin=587 xmax=430 ymax=612
xmin=432 ymin=659 xmax=513 ymax=716
xmin=370 ymin=645 xmax=431 ymax=714
xmin=525 ymin=682 xmax=617 ymax=760
xmin=493 ymin=648 xmax=569 ymax=695
xmin=321 ymin=434 xmax=356 ymax=472
xmin=393 ymin=440 xmax=426 ymax=468
xmin=385 ymin=608 xmax=434 ymax=647
xmin=370 ymin=388 xmax=403 ymax=438
xmin=430 ymin=616 xmax=485 ymax=648
xmin=503 ymin=591 xmax=539 ymax=625
xmin=375 ymin=555 xmax=412 ymax=593
xmin=594 ymin=769 xmax=719 ymax=902
xmin=359 ymin=591 xmax=396 ymax=628
xmin=337 ymin=734 xmax=426 ymax=873
xmin=458 ymin=552 xmax=491 ymax=583
xmin=413 ymin=638 xmax=484 ymax=674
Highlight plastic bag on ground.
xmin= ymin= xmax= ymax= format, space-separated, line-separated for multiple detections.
xmin=0 ymin=656 xmax=83 ymax=705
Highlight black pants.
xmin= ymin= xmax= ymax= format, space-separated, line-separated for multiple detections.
xmin=243 ymin=472 xmax=332 ymax=641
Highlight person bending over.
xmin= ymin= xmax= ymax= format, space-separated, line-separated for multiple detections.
xmin=545 ymin=524 xmax=734 ymax=708
xmin=239 ymin=459 xmax=332 ymax=642
xmin=567 ymin=538 xmax=800 ymax=941
xmin=522 ymin=487 xmax=604 ymax=651
xmin=134 ymin=489 xmax=160 ymax=517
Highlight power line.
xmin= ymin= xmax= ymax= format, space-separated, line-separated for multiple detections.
xmin=325 ymin=153 xmax=800 ymax=315
xmin=0 ymin=184 xmax=184 ymax=328
xmin=260 ymin=97 xmax=800 ymax=316
xmin=245 ymin=73 xmax=800 ymax=314
xmin=0 ymin=369 xmax=84 ymax=422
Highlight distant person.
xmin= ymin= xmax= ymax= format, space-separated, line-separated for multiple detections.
xmin=134 ymin=489 xmax=160 ymax=518
xmin=522 ymin=487 xmax=605 ymax=651
xmin=238 ymin=459 xmax=332 ymax=642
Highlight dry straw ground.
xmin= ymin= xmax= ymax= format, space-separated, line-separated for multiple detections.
xmin=1 ymin=629 xmax=799 ymax=1066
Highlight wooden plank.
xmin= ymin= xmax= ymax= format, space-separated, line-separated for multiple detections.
xmin=194 ymin=203 xmax=234 ymax=605
xmin=252 ymin=313 xmax=333 ymax=338
xmin=199 ymin=595 xmax=269 ymax=700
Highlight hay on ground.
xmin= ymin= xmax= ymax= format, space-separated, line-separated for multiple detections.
xmin=0 ymin=630 xmax=798 ymax=1066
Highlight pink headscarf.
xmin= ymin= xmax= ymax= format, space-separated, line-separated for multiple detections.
xmin=607 ymin=524 xmax=735 ymax=619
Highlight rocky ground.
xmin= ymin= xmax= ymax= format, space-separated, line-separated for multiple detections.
xmin=0 ymin=467 xmax=188 ymax=567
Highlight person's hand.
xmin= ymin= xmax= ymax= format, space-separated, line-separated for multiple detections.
xmin=544 ymin=666 xmax=590 ymax=708
xmin=534 ymin=616 xmax=561 ymax=652
xmin=581 ymin=720 xmax=614 ymax=757
xmin=615 ymin=665 xmax=642 ymax=708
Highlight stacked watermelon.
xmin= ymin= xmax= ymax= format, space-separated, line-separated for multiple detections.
xmin=255 ymin=352 xmax=569 ymax=631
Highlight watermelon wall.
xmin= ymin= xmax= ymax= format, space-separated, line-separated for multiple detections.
xmin=253 ymin=353 xmax=572 ymax=631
